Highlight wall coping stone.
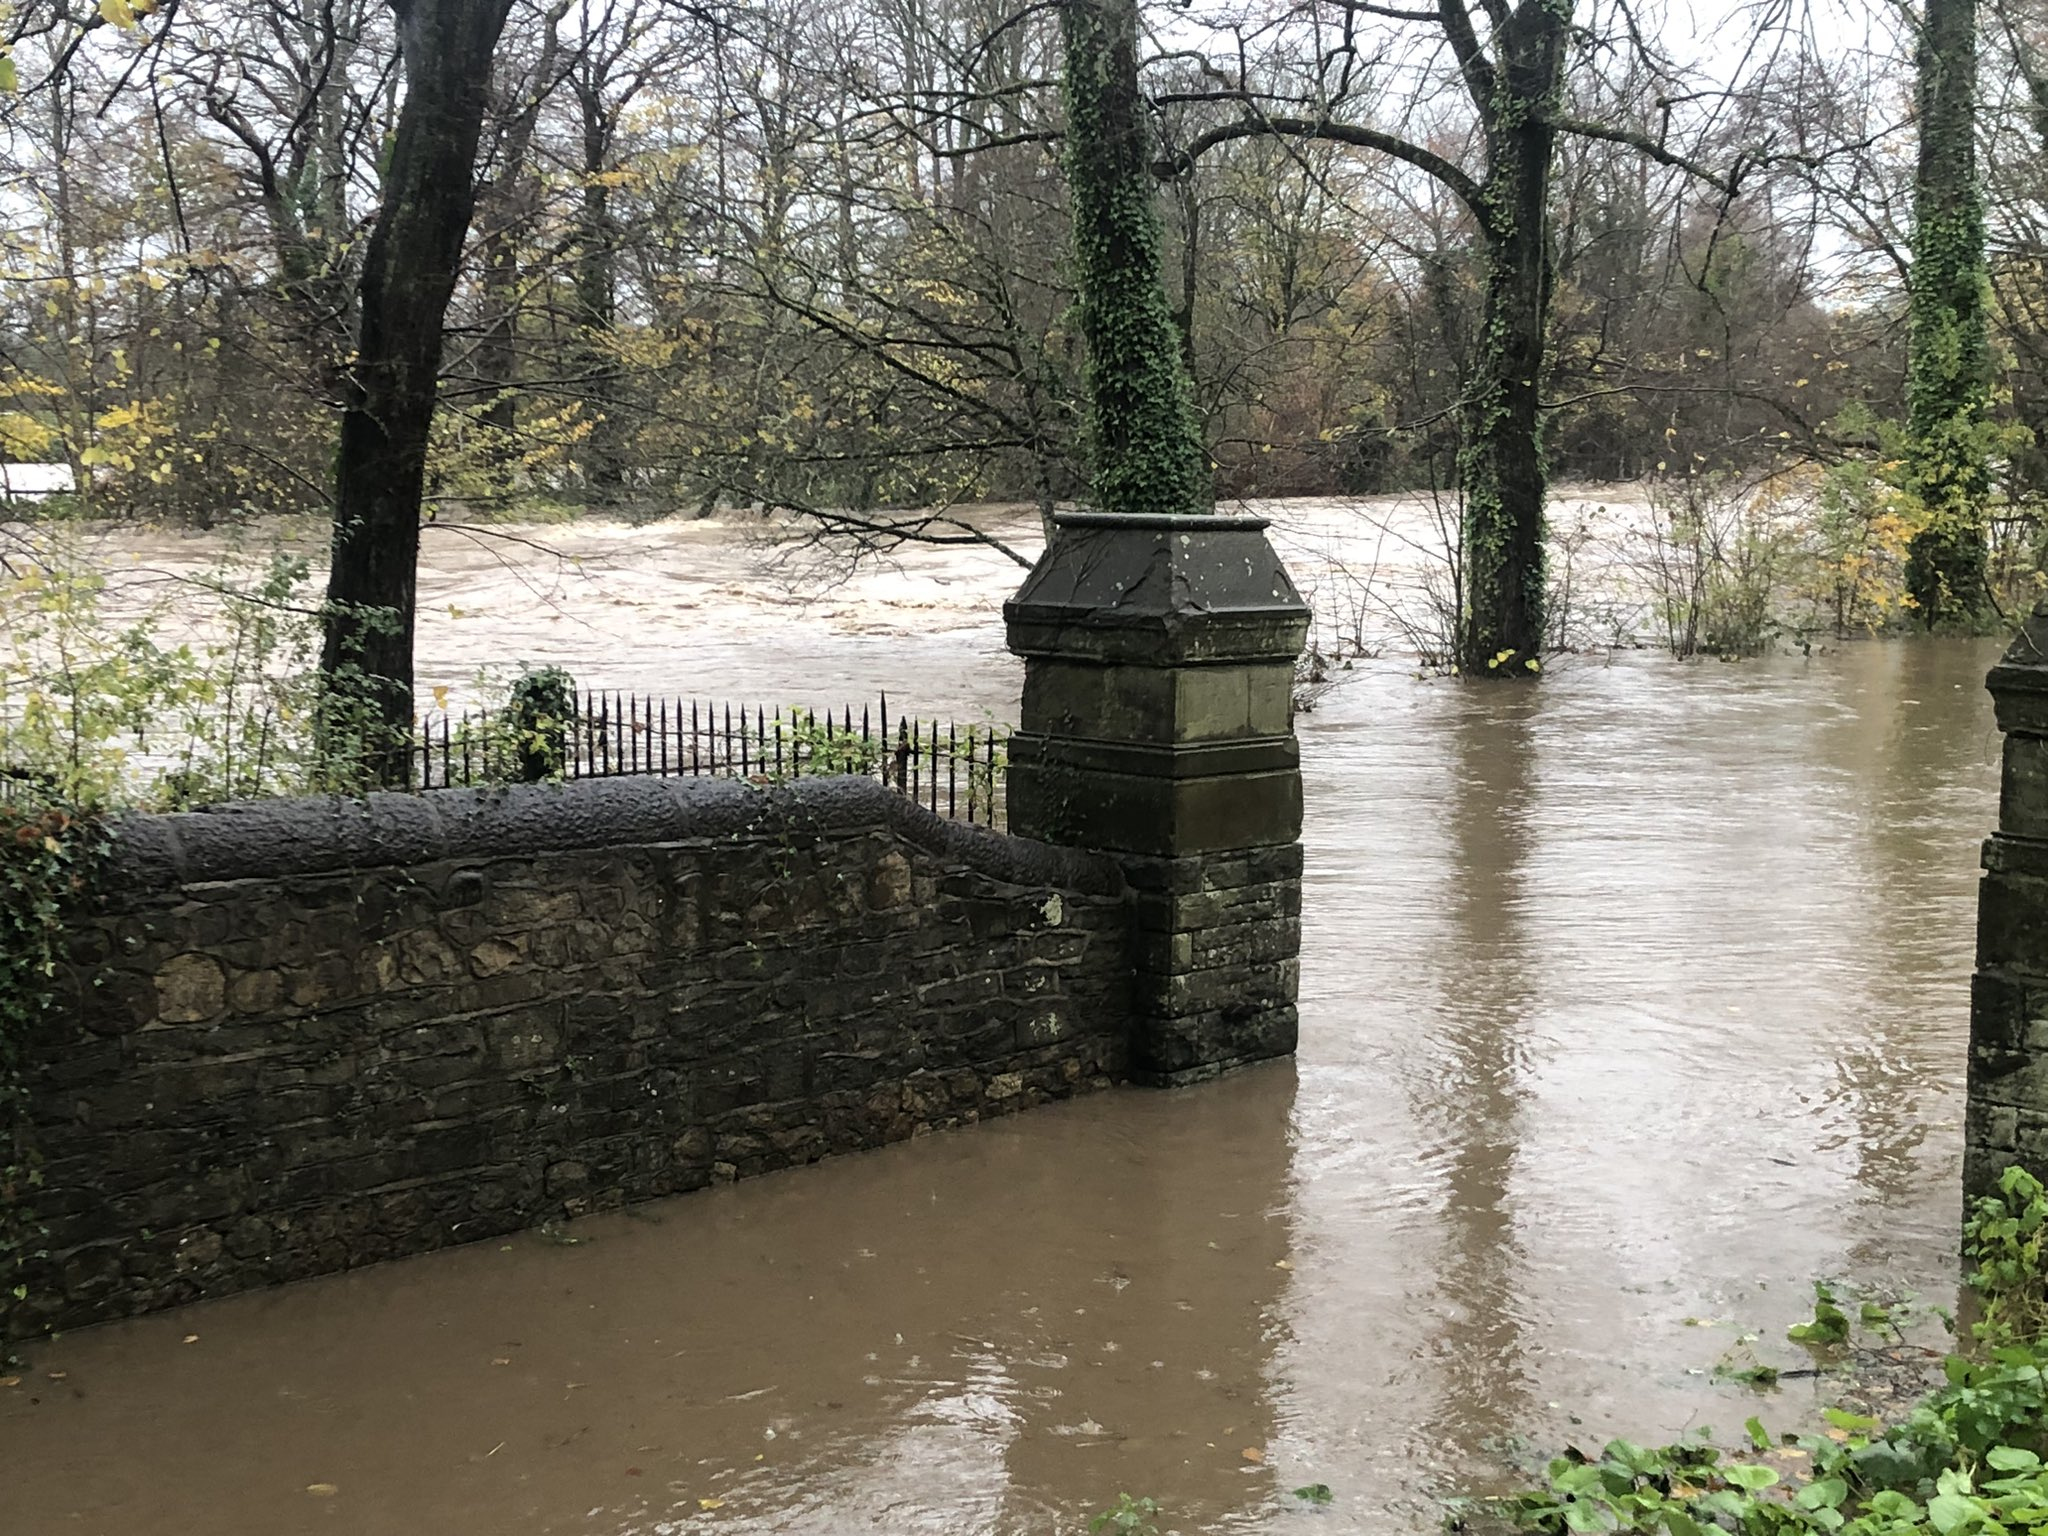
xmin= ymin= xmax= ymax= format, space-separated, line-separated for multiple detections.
xmin=99 ymin=775 xmax=1127 ymax=897
xmin=1053 ymin=511 xmax=1273 ymax=532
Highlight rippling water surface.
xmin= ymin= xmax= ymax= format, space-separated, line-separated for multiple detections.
xmin=0 ymin=502 xmax=2007 ymax=1534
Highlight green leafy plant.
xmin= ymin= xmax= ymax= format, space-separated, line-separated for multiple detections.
xmin=1788 ymin=1282 xmax=1853 ymax=1346
xmin=788 ymin=710 xmax=884 ymax=777
xmin=0 ymin=524 xmax=334 ymax=807
xmin=1965 ymin=1165 xmax=2048 ymax=1347
xmin=1091 ymin=1493 xmax=1161 ymax=1535
xmin=0 ymin=795 xmax=102 ymax=1354
xmin=1637 ymin=469 xmax=1796 ymax=661
xmin=1460 ymin=1167 xmax=2048 ymax=1536
xmin=1807 ymin=435 xmax=1917 ymax=638
xmin=503 ymin=666 xmax=577 ymax=783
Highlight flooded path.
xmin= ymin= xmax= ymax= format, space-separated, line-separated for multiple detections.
xmin=0 ymin=504 xmax=2006 ymax=1534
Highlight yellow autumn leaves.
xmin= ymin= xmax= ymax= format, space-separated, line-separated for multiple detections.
xmin=0 ymin=0 xmax=161 ymax=92
xmin=97 ymin=0 xmax=160 ymax=28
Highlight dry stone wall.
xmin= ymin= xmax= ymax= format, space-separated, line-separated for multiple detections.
xmin=7 ymin=777 xmax=1131 ymax=1339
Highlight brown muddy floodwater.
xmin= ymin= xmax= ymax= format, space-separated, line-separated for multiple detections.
xmin=0 ymin=500 xmax=2010 ymax=1535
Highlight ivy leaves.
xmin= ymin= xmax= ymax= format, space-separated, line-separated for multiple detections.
xmin=1061 ymin=0 xmax=1211 ymax=520
xmin=0 ymin=798 xmax=101 ymax=1348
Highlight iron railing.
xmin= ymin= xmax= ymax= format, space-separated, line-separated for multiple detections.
xmin=412 ymin=692 xmax=1008 ymax=827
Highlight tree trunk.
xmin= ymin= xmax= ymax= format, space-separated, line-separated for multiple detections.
xmin=1062 ymin=0 xmax=1210 ymax=518
xmin=320 ymin=0 xmax=515 ymax=784
xmin=1904 ymin=0 xmax=1993 ymax=630
xmin=475 ymin=221 xmax=522 ymax=443
xmin=574 ymin=79 xmax=626 ymax=496
xmin=474 ymin=120 xmax=543 ymax=448
xmin=1456 ymin=7 xmax=1566 ymax=678
xmin=475 ymin=9 xmax=563 ymax=450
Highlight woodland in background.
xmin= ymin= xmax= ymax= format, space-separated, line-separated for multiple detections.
xmin=0 ymin=0 xmax=2039 ymax=708
xmin=1 ymin=2 xmax=2034 ymax=520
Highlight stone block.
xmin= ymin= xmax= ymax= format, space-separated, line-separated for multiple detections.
xmin=154 ymin=953 xmax=226 ymax=1024
xmin=1008 ymin=754 xmax=1302 ymax=857
xmin=868 ymin=851 xmax=913 ymax=910
xmin=1172 ymin=665 xmax=1255 ymax=741
xmin=286 ymin=954 xmax=359 ymax=1010
xmin=2002 ymin=737 xmax=2048 ymax=839
xmin=229 ymin=968 xmax=286 ymax=1014
xmin=468 ymin=936 xmax=527 ymax=978
xmin=495 ymin=887 xmax=581 ymax=925
xmin=1017 ymin=659 xmax=1295 ymax=746
xmin=81 ymin=967 xmax=156 ymax=1034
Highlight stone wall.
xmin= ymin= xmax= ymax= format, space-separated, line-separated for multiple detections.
xmin=1971 ymin=606 xmax=2048 ymax=1198
xmin=6 ymin=777 xmax=1131 ymax=1339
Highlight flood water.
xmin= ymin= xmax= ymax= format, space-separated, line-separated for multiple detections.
xmin=0 ymin=499 xmax=2008 ymax=1534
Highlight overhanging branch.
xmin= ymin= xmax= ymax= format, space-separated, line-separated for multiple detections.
xmin=1545 ymin=113 xmax=1742 ymax=196
xmin=1157 ymin=113 xmax=1483 ymax=216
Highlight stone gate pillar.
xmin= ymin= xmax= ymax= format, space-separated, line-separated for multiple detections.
xmin=1004 ymin=511 xmax=1310 ymax=1085
xmin=1969 ymin=603 xmax=2048 ymax=1197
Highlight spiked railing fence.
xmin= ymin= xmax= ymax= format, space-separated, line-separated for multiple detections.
xmin=412 ymin=692 xmax=1008 ymax=828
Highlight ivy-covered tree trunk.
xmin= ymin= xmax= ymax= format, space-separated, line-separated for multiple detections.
xmin=320 ymin=0 xmax=515 ymax=784
xmin=1456 ymin=3 xmax=1567 ymax=678
xmin=1062 ymin=0 xmax=1210 ymax=518
xmin=1904 ymin=0 xmax=1994 ymax=630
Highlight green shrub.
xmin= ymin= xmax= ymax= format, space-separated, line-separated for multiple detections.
xmin=1460 ymin=1167 xmax=2048 ymax=1536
